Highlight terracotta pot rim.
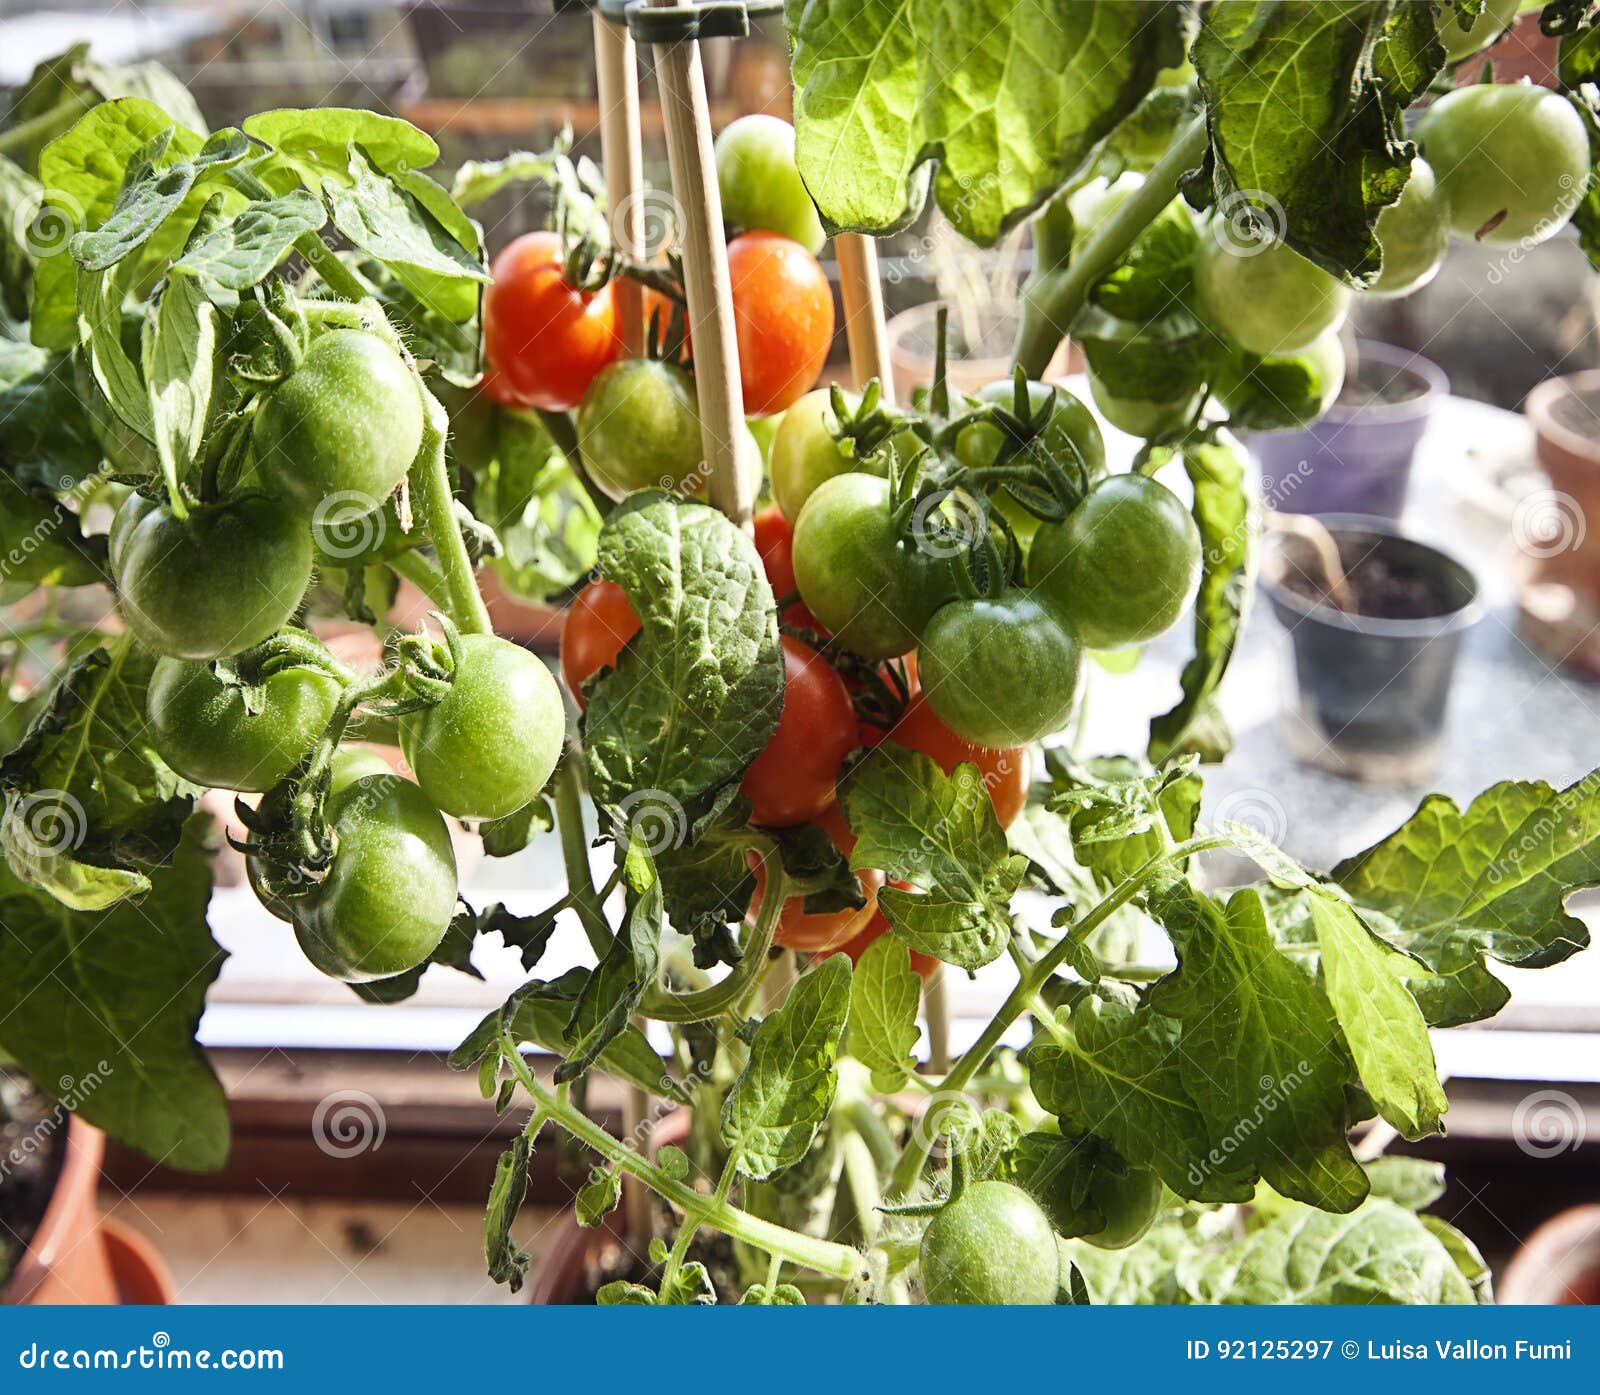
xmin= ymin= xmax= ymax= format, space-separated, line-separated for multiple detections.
xmin=1526 ymin=370 xmax=1600 ymax=466
xmin=1 ymin=1114 xmax=104 ymax=1305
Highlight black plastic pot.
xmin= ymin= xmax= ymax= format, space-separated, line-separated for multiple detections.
xmin=1261 ymin=516 xmax=1482 ymax=781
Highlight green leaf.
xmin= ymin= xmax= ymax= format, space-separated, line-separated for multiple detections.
xmin=1148 ymin=884 xmax=1369 ymax=1211
xmin=484 ymin=1134 xmax=532 ymax=1291
xmin=0 ymin=641 xmax=194 ymax=911
xmin=787 ymin=0 xmax=1187 ymax=244
xmin=1363 ymin=1156 xmax=1446 ymax=1212
xmin=654 ymin=790 xmax=760 ymax=970
xmin=658 ymin=1260 xmax=716 ymax=1305
xmin=0 ymin=473 xmax=102 ymax=590
xmin=740 ymin=1281 xmax=806 ymax=1305
xmin=1073 ymin=304 xmax=1225 ymax=406
xmin=1090 ymin=197 xmax=1198 ymax=321
xmin=452 ymin=145 xmax=566 ymax=208
xmin=841 ymin=746 xmax=1026 ymax=969
xmin=1045 ymin=752 xmax=1202 ymax=887
xmin=0 ymin=817 xmax=229 ymax=1171
xmin=722 ymin=954 xmax=852 ymax=1179
xmin=243 ymin=109 xmax=440 ymax=195
xmin=1000 ymin=1131 xmax=1103 ymax=1237
xmin=575 ymin=1165 xmax=623 ymax=1228
xmin=1421 ymin=1214 xmax=1494 ymax=1303
xmin=145 ymin=272 xmax=216 ymax=507
xmin=1149 ymin=442 xmax=1253 ymax=763
xmin=76 ymin=259 xmax=151 ymax=442
xmin=1332 ymin=771 xmax=1600 ymax=1022
xmin=847 ymin=933 xmax=922 ymax=1092
xmin=171 ymin=189 xmax=326 ymax=290
xmin=0 ymin=341 xmax=102 ymax=491
xmin=1304 ymin=890 xmax=1446 ymax=1141
xmin=583 ymin=491 xmax=784 ymax=814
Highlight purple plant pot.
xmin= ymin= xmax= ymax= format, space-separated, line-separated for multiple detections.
xmin=1245 ymin=342 xmax=1448 ymax=521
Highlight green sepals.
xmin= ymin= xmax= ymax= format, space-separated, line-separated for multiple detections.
xmin=740 ymin=1282 xmax=805 ymax=1305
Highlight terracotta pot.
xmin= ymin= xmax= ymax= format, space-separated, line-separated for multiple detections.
xmin=886 ymin=301 xmax=1080 ymax=402
xmin=1499 ymin=1205 xmax=1600 ymax=1305
xmin=1525 ymin=371 xmax=1600 ymax=602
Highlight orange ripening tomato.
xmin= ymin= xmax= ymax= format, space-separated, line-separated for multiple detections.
xmin=887 ymin=693 xmax=1031 ymax=828
xmin=751 ymin=803 xmax=883 ymax=953
xmin=559 ymin=579 xmax=641 ymax=705
xmin=483 ymin=231 xmax=622 ymax=412
xmin=753 ymin=506 xmax=823 ymax=631
xmin=728 ymin=231 xmax=834 ymax=416
xmin=838 ymin=886 xmax=937 ymax=982
xmin=740 ymin=635 xmax=855 ymax=827
xmin=639 ymin=284 xmax=691 ymax=361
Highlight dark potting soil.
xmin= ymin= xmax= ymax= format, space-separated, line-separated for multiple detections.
xmin=1336 ymin=367 xmax=1428 ymax=410
xmin=0 ymin=1070 xmax=66 ymax=1288
xmin=1279 ymin=537 xmax=1453 ymax=620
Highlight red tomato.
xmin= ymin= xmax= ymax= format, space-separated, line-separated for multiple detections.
xmin=838 ymin=887 xmax=937 ymax=982
xmin=751 ymin=803 xmax=883 ymax=953
xmin=753 ymin=506 xmax=822 ymax=630
xmin=483 ymin=231 xmax=622 ymax=412
xmin=479 ymin=364 xmax=522 ymax=409
xmin=740 ymin=635 xmax=855 ymax=827
xmin=727 ymin=231 xmax=834 ymax=416
xmin=887 ymin=693 xmax=1031 ymax=828
xmin=559 ymin=578 xmax=641 ymax=705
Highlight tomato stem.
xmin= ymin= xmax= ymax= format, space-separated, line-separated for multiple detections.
xmin=410 ymin=389 xmax=493 ymax=636
xmin=1014 ymin=115 xmax=1209 ymax=379
xmin=554 ymin=749 xmax=616 ymax=960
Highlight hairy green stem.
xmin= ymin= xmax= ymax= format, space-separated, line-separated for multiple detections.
xmin=293 ymin=232 xmax=373 ymax=303
xmin=1014 ymin=116 xmax=1209 ymax=379
xmin=388 ymin=547 xmax=449 ymax=611
xmin=410 ymin=391 xmax=492 ymax=636
xmin=499 ymin=1038 xmax=864 ymax=1283
xmin=659 ymin=1153 xmax=739 ymax=1295
xmin=554 ymin=750 xmax=614 ymax=960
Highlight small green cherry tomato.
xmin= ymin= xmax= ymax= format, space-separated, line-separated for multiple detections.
xmin=771 ymin=387 xmax=867 ymax=521
xmin=252 ymin=330 xmax=424 ymax=517
xmin=714 ymin=114 xmax=826 ymax=255
xmin=917 ymin=591 xmax=1083 ymax=748
xmin=1030 ymin=473 xmax=1201 ymax=650
xmin=1439 ymin=0 xmax=1519 ymax=62
xmin=1417 ymin=82 xmax=1589 ymax=247
xmin=791 ymin=473 xmax=954 ymax=660
xmin=293 ymin=753 xmax=458 ymax=983
xmin=1087 ymin=370 xmax=1203 ymax=439
xmin=399 ymin=633 xmax=565 ymax=822
xmin=113 ymin=495 xmax=313 ymax=660
xmin=920 ymin=1181 xmax=1061 ymax=1305
xmin=147 ymin=656 xmax=341 ymax=793
xmin=1193 ymin=230 xmax=1352 ymax=356
xmin=1212 ymin=327 xmax=1345 ymax=432
xmin=1368 ymin=157 xmax=1449 ymax=297
xmin=1082 ymin=1165 xmax=1163 ymax=1251
xmin=578 ymin=358 xmax=703 ymax=499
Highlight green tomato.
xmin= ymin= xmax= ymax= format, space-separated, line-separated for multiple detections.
xmin=1030 ymin=473 xmax=1201 ymax=650
xmin=1087 ymin=370 xmax=1202 ymax=439
xmin=293 ymin=750 xmax=458 ymax=983
xmin=714 ymin=114 xmax=826 ymax=255
xmin=920 ymin=1181 xmax=1061 ymax=1305
xmin=791 ymin=473 xmax=954 ymax=660
xmin=1212 ymin=327 xmax=1346 ymax=432
xmin=399 ymin=634 xmax=564 ymax=821
xmin=1081 ymin=1166 xmax=1163 ymax=1251
xmin=113 ymin=495 xmax=313 ymax=660
xmin=1193 ymin=231 xmax=1351 ymax=356
xmin=917 ymin=590 xmax=1083 ymax=748
xmin=1369 ymin=157 xmax=1450 ymax=297
xmin=1439 ymin=0 xmax=1519 ymax=62
xmin=147 ymin=656 xmax=341 ymax=793
xmin=1417 ymin=82 xmax=1588 ymax=247
xmin=771 ymin=387 xmax=864 ymax=520
xmin=253 ymin=330 xmax=423 ymax=517
xmin=746 ymin=411 xmax=780 ymax=465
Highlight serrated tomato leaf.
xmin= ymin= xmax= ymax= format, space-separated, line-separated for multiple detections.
xmin=847 ymin=934 xmax=921 ymax=1093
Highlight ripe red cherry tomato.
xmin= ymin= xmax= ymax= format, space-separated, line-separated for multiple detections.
xmin=838 ymin=887 xmax=937 ymax=981
xmin=484 ymin=231 xmax=622 ymax=412
xmin=887 ymin=692 xmax=1031 ymax=828
xmin=559 ymin=578 xmax=641 ymax=705
xmin=727 ymin=231 xmax=834 ymax=416
xmin=751 ymin=804 xmax=884 ymax=953
xmin=753 ymin=506 xmax=822 ymax=630
xmin=740 ymin=635 xmax=855 ymax=827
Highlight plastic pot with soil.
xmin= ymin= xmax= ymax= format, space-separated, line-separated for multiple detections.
xmin=1261 ymin=515 xmax=1481 ymax=782
xmin=1247 ymin=341 xmax=1447 ymax=521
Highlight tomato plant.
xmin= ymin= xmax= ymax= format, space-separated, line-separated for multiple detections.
xmin=1193 ymin=231 xmax=1352 ymax=357
xmin=919 ymin=1180 xmax=1061 ymax=1305
xmin=887 ymin=693 xmax=1030 ymax=827
xmin=738 ymin=636 xmax=855 ymax=827
xmin=559 ymin=578 xmax=641 ymax=703
xmin=727 ymin=231 xmax=834 ymax=416
xmin=837 ymin=892 xmax=937 ymax=981
xmin=715 ymin=114 xmax=826 ymax=254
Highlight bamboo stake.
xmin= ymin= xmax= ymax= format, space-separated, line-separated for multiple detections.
xmin=835 ymin=232 xmax=893 ymax=402
xmin=594 ymin=11 xmax=647 ymax=357
xmin=646 ymin=0 xmax=753 ymax=527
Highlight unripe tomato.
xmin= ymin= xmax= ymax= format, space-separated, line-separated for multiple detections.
xmin=887 ymin=693 xmax=1030 ymax=827
xmin=560 ymin=578 xmax=641 ymax=704
xmin=837 ymin=891 xmax=937 ymax=981
xmin=751 ymin=804 xmax=883 ymax=953
xmin=919 ymin=1181 xmax=1061 ymax=1305
xmin=739 ymin=636 xmax=855 ymax=827
xmin=1368 ymin=157 xmax=1449 ymax=298
xmin=1193 ymin=230 xmax=1351 ymax=356
xmin=770 ymin=387 xmax=861 ymax=521
xmin=714 ymin=114 xmax=826 ymax=254
xmin=483 ymin=231 xmax=622 ymax=411
xmin=1082 ymin=1165 xmax=1163 ymax=1250
xmin=252 ymin=329 xmax=423 ymax=516
xmin=728 ymin=231 xmax=833 ymax=416
xmin=1439 ymin=0 xmax=1518 ymax=62
xmin=577 ymin=358 xmax=704 ymax=499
